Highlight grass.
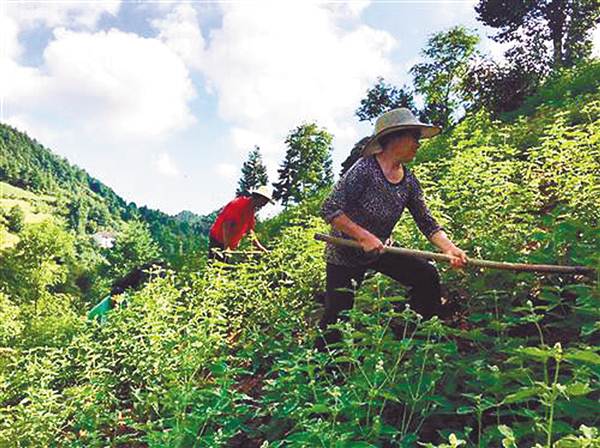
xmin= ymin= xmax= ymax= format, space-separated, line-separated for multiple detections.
xmin=0 ymin=181 xmax=55 ymax=202
xmin=0 ymin=182 xmax=55 ymax=248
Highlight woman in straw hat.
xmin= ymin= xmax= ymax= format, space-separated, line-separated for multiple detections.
xmin=208 ymin=186 xmax=274 ymax=262
xmin=317 ymin=108 xmax=467 ymax=350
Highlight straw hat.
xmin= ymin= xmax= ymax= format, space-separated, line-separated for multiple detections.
xmin=249 ymin=185 xmax=275 ymax=204
xmin=362 ymin=108 xmax=441 ymax=157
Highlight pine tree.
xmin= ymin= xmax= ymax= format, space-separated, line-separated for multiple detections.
xmin=236 ymin=146 xmax=269 ymax=196
xmin=273 ymin=123 xmax=333 ymax=206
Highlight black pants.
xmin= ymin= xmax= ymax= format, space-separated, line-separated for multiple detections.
xmin=208 ymin=236 xmax=226 ymax=262
xmin=317 ymin=253 xmax=441 ymax=350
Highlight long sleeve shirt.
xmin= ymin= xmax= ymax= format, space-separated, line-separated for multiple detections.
xmin=209 ymin=196 xmax=255 ymax=249
xmin=321 ymin=155 xmax=442 ymax=266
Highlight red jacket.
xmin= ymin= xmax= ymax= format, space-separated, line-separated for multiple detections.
xmin=209 ymin=196 xmax=255 ymax=249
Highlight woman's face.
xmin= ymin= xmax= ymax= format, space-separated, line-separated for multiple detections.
xmin=252 ymin=195 xmax=270 ymax=209
xmin=388 ymin=131 xmax=420 ymax=162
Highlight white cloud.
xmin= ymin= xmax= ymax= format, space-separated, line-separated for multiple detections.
xmin=216 ymin=163 xmax=238 ymax=181
xmin=151 ymin=3 xmax=205 ymax=71
xmin=200 ymin=2 xmax=395 ymax=179
xmin=7 ymin=2 xmax=121 ymax=30
xmin=1 ymin=11 xmax=22 ymax=60
xmin=430 ymin=1 xmax=478 ymax=27
xmin=155 ymin=152 xmax=180 ymax=177
xmin=326 ymin=1 xmax=372 ymax=19
xmin=4 ymin=28 xmax=196 ymax=142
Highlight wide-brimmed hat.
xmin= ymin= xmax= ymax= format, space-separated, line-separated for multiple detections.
xmin=362 ymin=108 xmax=441 ymax=157
xmin=249 ymin=185 xmax=275 ymax=204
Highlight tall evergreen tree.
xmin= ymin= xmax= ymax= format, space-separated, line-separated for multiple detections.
xmin=273 ymin=123 xmax=333 ymax=206
xmin=410 ymin=26 xmax=480 ymax=128
xmin=236 ymin=146 xmax=269 ymax=196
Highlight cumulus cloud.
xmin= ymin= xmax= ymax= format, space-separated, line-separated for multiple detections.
xmin=326 ymin=0 xmax=372 ymax=19
xmin=216 ymin=163 xmax=238 ymax=181
xmin=7 ymin=2 xmax=121 ymax=30
xmin=200 ymin=2 xmax=395 ymax=176
xmin=1 ymin=11 xmax=22 ymax=60
xmin=155 ymin=152 xmax=180 ymax=177
xmin=430 ymin=1 xmax=478 ymax=27
xmin=4 ymin=28 xmax=196 ymax=142
xmin=151 ymin=3 xmax=205 ymax=71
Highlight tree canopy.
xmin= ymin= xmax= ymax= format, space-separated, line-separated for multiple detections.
xmin=411 ymin=26 xmax=480 ymax=128
xmin=273 ymin=123 xmax=333 ymax=206
xmin=236 ymin=146 xmax=269 ymax=197
xmin=355 ymin=78 xmax=418 ymax=123
xmin=476 ymin=0 xmax=600 ymax=70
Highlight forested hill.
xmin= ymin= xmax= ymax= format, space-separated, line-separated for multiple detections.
xmin=0 ymin=123 xmax=212 ymax=260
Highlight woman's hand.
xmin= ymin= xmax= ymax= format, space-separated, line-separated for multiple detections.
xmin=359 ymin=232 xmax=385 ymax=254
xmin=444 ymin=246 xmax=468 ymax=269
xmin=429 ymin=230 xmax=468 ymax=269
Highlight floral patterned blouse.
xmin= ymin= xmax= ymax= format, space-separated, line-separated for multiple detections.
xmin=321 ymin=155 xmax=442 ymax=266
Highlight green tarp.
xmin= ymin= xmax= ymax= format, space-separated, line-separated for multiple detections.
xmin=87 ymin=295 xmax=112 ymax=323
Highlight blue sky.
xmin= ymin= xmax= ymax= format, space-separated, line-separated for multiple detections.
xmin=2 ymin=1 xmax=599 ymax=216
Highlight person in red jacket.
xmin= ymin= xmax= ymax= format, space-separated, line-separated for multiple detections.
xmin=208 ymin=186 xmax=274 ymax=262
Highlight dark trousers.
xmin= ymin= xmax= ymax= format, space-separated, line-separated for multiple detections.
xmin=317 ymin=253 xmax=441 ymax=350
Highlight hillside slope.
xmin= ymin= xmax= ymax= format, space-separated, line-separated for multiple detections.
xmin=0 ymin=124 xmax=213 ymax=262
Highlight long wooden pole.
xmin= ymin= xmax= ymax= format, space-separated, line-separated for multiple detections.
xmin=314 ymin=233 xmax=596 ymax=275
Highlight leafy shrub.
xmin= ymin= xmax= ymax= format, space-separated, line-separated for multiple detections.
xmin=6 ymin=204 xmax=24 ymax=233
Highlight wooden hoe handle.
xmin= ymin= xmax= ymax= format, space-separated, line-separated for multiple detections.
xmin=314 ymin=233 xmax=596 ymax=275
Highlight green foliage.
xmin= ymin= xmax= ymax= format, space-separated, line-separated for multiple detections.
xmin=507 ymin=60 xmax=600 ymax=118
xmin=0 ymin=292 xmax=22 ymax=345
xmin=0 ymin=220 xmax=76 ymax=306
xmin=103 ymin=221 xmax=162 ymax=280
xmin=5 ymin=205 xmax=24 ymax=233
xmin=237 ymin=146 xmax=269 ymax=196
xmin=273 ymin=123 xmax=334 ymax=206
xmin=411 ymin=26 xmax=480 ymax=128
xmin=356 ymin=77 xmax=418 ymax=123
xmin=476 ymin=0 xmax=600 ymax=70
xmin=0 ymin=220 xmax=83 ymax=349
xmin=465 ymin=57 xmax=542 ymax=115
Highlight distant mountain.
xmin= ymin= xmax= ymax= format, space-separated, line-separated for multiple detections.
xmin=0 ymin=123 xmax=212 ymax=261
xmin=174 ymin=210 xmax=203 ymax=224
xmin=174 ymin=209 xmax=220 ymax=235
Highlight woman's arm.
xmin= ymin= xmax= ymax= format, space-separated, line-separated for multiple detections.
xmin=406 ymin=175 xmax=467 ymax=268
xmin=429 ymin=230 xmax=468 ymax=268
xmin=250 ymin=230 xmax=269 ymax=253
xmin=331 ymin=213 xmax=384 ymax=254
xmin=221 ymin=220 xmax=235 ymax=249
